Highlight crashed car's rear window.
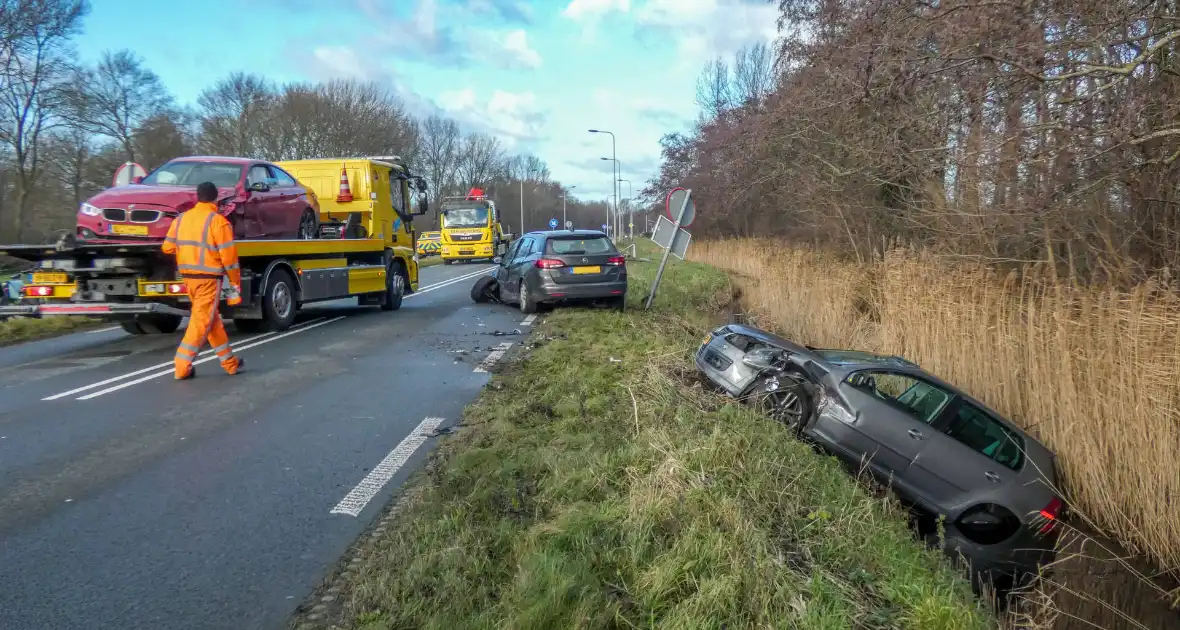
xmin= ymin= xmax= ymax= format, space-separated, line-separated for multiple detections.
xmin=545 ymin=236 xmax=615 ymax=255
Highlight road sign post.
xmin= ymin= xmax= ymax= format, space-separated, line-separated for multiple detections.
xmin=646 ymin=188 xmax=694 ymax=310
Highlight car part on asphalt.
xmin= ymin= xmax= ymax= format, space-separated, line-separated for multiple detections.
xmin=470 ymin=276 xmax=499 ymax=303
xmin=695 ymin=323 xmax=1065 ymax=590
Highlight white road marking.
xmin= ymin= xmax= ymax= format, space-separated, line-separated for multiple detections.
xmin=40 ymin=326 xmax=293 ymax=400
xmin=474 ymin=342 xmax=514 ymax=373
xmin=520 ymin=314 xmax=537 ymax=326
xmin=406 ymin=267 xmax=491 ymax=299
xmin=75 ymin=317 xmax=345 ymax=400
xmin=86 ymin=326 xmax=124 ymax=334
xmin=329 ymin=416 xmax=446 ymax=517
xmin=42 ymin=268 xmax=493 ymax=402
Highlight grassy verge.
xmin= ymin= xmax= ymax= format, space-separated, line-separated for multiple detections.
xmin=313 ymin=253 xmax=995 ymax=629
xmin=0 ymin=316 xmax=107 ymax=346
xmin=418 ymin=255 xmax=444 ymax=268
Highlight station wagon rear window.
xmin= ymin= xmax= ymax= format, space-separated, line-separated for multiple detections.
xmin=545 ymin=236 xmax=614 ymax=255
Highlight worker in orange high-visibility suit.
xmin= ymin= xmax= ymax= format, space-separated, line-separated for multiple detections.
xmin=162 ymin=181 xmax=244 ymax=380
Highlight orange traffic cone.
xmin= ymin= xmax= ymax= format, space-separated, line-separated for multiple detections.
xmin=336 ymin=166 xmax=353 ymax=202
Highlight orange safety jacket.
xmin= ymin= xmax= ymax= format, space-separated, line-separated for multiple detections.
xmin=161 ymin=202 xmax=241 ymax=288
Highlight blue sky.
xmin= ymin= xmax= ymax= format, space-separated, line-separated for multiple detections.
xmin=76 ymin=0 xmax=778 ymax=202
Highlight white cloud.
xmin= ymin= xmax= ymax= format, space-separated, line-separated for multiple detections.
xmin=437 ymin=88 xmax=547 ymax=146
xmin=563 ymin=0 xmax=630 ymax=20
xmin=496 ymin=29 xmax=543 ymax=68
xmin=635 ymin=0 xmax=778 ymax=66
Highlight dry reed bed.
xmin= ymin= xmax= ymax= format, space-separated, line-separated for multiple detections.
xmin=690 ymin=239 xmax=1180 ymax=577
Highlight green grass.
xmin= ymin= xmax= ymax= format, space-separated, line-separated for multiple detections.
xmin=326 ymin=252 xmax=998 ymax=629
xmin=0 ymin=315 xmax=107 ymax=346
xmin=419 ymin=255 xmax=444 ymax=268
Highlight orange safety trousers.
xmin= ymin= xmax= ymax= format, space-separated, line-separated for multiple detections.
xmin=174 ymin=277 xmax=241 ymax=378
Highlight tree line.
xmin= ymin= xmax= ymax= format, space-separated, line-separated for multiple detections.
xmin=0 ymin=0 xmax=612 ymax=243
xmin=643 ymin=1 xmax=1180 ymax=284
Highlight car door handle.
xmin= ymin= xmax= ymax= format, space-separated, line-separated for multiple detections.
xmin=907 ymin=429 xmax=924 ymax=440
xmin=984 ymin=471 xmax=1002 ymax=483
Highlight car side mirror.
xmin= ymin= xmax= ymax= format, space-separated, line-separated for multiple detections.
xmin=493 ymin=256 xmax=503 ymax=265
xmin=132 ymin=176 xmax=144 ymax=184
xmin=413 ymin=192 xmax=428 ymax=216
xmin=248 ymin=181 xmax=269 ymax=192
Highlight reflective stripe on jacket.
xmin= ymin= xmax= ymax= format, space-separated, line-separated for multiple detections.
xmin=161 ymin=202 xmax=242 ymax=287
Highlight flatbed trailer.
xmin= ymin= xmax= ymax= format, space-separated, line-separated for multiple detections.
xmin=0 ymin=235 xmax=416 ymax=334
xmin=0 ymin=155 xmax=432 ymax=334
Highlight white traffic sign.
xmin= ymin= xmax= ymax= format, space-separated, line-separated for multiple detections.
xmin=651 ymin=215 xmax=691 ymax=259
xmin=565 ymin=220 xmax=573 ymax=230
xmin=113 ymin=162 xmax=147 ymax=188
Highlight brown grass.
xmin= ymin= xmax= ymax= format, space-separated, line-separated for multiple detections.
xmin=691 ymin=239 xmax=1180 ymax=628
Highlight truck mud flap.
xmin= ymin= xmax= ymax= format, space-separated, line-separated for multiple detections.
xmin=0 ymin=302 xmax=189 ymax=318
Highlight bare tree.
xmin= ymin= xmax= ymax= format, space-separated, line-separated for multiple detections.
xmin=455 ymin=132 xmax=505 ymax=190
xmin=196 ymin=72 xmax=273 ymax=157
xmin=417 ymin=114 xmax=461 ymax=204
xmin=0 ymin=0 xmax=87 ymax=240
xmin=731 ymin=42 xmax=775 ymax=105
xmin=695 ymin=57 xmax=732 ymax=120
xmin=65 ymin=49 xmax=172 ymax=162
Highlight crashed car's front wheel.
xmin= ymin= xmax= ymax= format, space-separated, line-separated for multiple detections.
xmin=747 ymin=376 xmax=811 ymax=432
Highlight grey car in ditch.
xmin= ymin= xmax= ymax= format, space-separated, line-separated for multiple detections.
xmin=695 ymin=323 xmax=1065 ymax=588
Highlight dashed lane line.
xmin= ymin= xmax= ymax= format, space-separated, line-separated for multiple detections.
xmin=329 ymin=416 xmax=446 ymax=517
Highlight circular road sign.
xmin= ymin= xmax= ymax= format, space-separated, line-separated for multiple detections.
xmin=601 ymin=224 xmax=609 ymax=232
xmin=665 ymin=187 xmax=696 ymax=227
xmin=549 ymin=218 xmax=558 ymax=229
xmin=113 ymin=162 xmax=147 ymax=188
xmin=565 ymin=220 xmax=573 ymax=230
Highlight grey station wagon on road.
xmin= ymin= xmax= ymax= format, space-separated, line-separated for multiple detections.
xmin=696 ymin=324 xmax=1065 ymax=588
xmin=490 ymin=230 xmax=627 ymax=313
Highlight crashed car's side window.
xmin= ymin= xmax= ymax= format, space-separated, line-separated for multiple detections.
xmin=847 ymin=371 xmax=953 ymax=424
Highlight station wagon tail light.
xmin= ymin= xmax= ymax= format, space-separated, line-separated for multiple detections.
xmin=607 ymin=256 xmax=625 ymax=266
xmin=1037 ymin=497 xmax=1063 ymax=534
xmin=535 ymin=258 xmax=564 ymax=269
xmin=24 ymin=285 xmax=53 ymax=297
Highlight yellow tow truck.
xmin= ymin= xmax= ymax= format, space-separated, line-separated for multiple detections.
xmin=439 ymin=188 xmax=512 ymax=264
xmin=0 ymin=156 xmax=429 ymax=334
xmin=415 ymin=231 xmax=441 ymax=257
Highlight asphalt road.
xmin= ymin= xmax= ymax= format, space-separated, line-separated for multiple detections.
xmin=0 ymin=261 xmax=532 ymax=630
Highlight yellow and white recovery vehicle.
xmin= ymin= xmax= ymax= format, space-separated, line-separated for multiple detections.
xmin=0 ymin=156 xmax=429 ymax=334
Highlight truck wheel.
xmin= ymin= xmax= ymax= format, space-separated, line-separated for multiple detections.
xmin=444 ymin=259 xmax=454 ymax=265
xmin=297 ymin=209 xmax=319 ymax=239
xmin=120 ymin=320 xmax=147 ymax=335
xmin=137 ymin=313 xmax=183 ymax=334
xmin=381 ymin=262 xmax=406 ymax=311
xmin=262 ymin=269 xmax=298 ymax=330
xmin=470 ymin=276 xmax=498 ymax=303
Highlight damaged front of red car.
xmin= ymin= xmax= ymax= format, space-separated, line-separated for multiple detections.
xmin=76 ymin=157 xmax=249 ymax=243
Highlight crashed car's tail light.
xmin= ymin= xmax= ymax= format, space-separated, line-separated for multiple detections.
xmin=535 ymin=258 xmax=564 ymax=269
xmin=606 ymin=256 xmax=625 ymax=266
xmin=1037 ymin=497 xmax=1063 ymax=534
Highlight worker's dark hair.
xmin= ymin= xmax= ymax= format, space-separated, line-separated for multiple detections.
xmin=196 ymin=181 xmax=218 ymax=203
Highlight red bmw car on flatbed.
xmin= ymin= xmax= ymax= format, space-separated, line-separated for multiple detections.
xmin=77 ymin=156 xmax=321 ymax=243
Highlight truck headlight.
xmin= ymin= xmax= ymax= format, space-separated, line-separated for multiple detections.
xmin=79 ymin=202 xmax=101 ymax=216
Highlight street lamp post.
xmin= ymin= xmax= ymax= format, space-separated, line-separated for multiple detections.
xmin=588 ymin=129 xmax=617 ymax=241
xmin=561 ymin=185 xmax=577 ymax=227
xmin=600 ymin=157 xmax=620 ymax=237
xmin=618 ymin=178 xmax=632 ymax=239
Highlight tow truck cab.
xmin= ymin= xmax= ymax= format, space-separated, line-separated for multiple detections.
xmin=439 ymin=188 xmax=513 ymax=264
